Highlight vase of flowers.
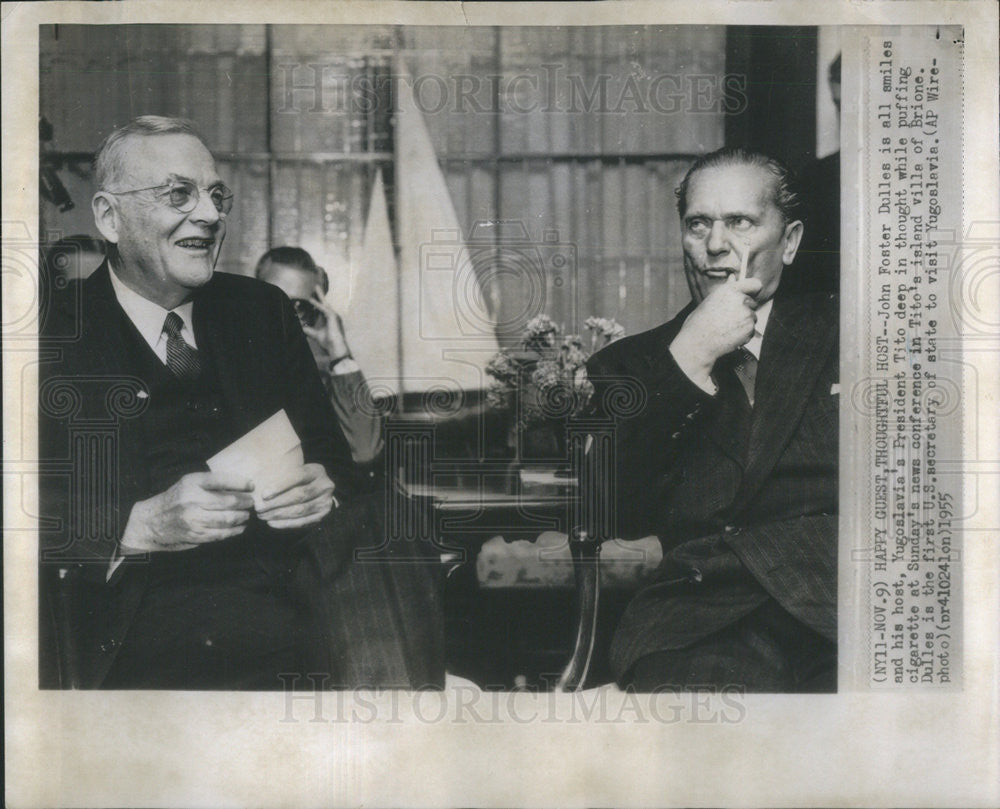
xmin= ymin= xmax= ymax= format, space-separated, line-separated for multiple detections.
xmin=485 ymin=315 xmax=625 ymax=468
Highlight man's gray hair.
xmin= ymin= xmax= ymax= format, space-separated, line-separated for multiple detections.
xmin=675 ymin=146 xmax=803 ymax=224
xmin=94 ymin=115 xmax=208 ymax=190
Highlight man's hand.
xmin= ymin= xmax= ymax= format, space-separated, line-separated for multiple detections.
xmin=300 ymin=284 xmax=350 ymax=360
xmin=121 ymin=472 xmax=254 ymax=553
xmin=256 ymin=462 xmax=337 ymax=530
xmin=669 ymin=276 xmax=763 ymax=390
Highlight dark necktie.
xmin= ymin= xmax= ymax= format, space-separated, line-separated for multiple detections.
xmin=731 ymin=347 xmax=758 ymax=407
xmin=162 ymin=311 xmax=201 ymax=380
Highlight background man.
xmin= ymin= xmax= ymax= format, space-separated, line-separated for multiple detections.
xmin=588 ymin=147 xmax=838 ymax=692
xmin=39 ymin=116 xmax=393 ymax=689
xmin=255 ymin=246 xmax=383 ymax=465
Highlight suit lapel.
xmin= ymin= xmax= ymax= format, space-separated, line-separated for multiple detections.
xmin=698 ymin=359 xmax=751 ymax=466
xmin=79 ymin=264 xmax=135 ymax=376
xmin=191 ymin=282 xmax=248 ymax=431
xmin=74 ymin=265 xmax=156 ymax=528
xmin=191 ymin=278 xmax=272 ymax=437
xmin=731 ymin=292 xmax=837 ymax=514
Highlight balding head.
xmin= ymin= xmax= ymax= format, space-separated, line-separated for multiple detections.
xmin=94 ymin=115 xmax=209 ymax=191
xmin=676 ymin=147 xmax=802 ymax=225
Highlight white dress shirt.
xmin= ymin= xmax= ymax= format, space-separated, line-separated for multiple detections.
xmin=743 ymin=297 xmax=773 ymax=362
xmin=108 ymin=264 xmax=198 ymax=360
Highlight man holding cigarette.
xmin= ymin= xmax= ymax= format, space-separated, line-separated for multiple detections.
xmin=587 ymin=147 xmax=838 ymax=692
xmin=39 ymin=116 xmax=384 ymax=689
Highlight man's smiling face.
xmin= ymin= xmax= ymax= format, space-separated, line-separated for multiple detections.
xmin=104 ymin=133 xmax=227 ymax=308
xmin=680 ymin=162 xmax=802 ymax=304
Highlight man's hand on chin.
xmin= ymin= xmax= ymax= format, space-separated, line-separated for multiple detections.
xmin=121 ymin=471 xmax=255 ymax=553
xmin=669 ymin=276 xmax=762 ymax=390
xmin=255 ymin=462 xmax=337 ymax=530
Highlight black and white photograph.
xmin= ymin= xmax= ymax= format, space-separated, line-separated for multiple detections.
xmin=34 ymin=20 xmax=845 ymax=694
xmin=4 ymin=2 xmax=998 ymax=807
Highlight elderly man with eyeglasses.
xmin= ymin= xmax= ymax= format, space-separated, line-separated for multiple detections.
xmin=38 ymin=115 xmax=443 ymax=690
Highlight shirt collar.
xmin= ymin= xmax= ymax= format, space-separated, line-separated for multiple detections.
xmin=107 ymin=263 xmax=197 ymax=351
xmin=743 ymin=297 xmax=773 ymax=360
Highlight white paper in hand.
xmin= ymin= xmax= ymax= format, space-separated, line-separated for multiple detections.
xmin=206 ymin=409 xmax=304 ymax=510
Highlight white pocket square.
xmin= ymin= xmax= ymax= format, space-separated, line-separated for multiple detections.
xmin=830 ymin=383 xmax=840 ymax=395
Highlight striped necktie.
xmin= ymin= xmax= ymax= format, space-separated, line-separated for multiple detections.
xmin=162 ymin=311 xmax=201 ymax=380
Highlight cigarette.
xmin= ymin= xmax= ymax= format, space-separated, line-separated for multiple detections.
xmin=737 ymin=241 xmax=750 ymax=281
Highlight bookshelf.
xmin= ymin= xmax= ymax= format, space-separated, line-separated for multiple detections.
xmin=40 ymin=23 xmax=727 ymax=335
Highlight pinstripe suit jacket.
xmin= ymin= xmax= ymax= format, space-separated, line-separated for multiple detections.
xmin=586 ymin=286 xmax=839 ymax=679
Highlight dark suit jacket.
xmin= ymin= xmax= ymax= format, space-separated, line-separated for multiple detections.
xmin=39 ymin=263 xmax=369 ymax=687
xmin=795 ymin=151 xmax=840 ymax=295
xmin=586 ymin=286 xmax=839 ymax=679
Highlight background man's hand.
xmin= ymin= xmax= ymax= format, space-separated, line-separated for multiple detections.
xmin=121 ymin=471 xmax=254 ymax=553
xmin=300 ymin=284 xmax=351 ymax=359
xmin=669 ymin=276 xmax=763 ymax=389
xmin=255 ymin=462 xmax=336 ymax=530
